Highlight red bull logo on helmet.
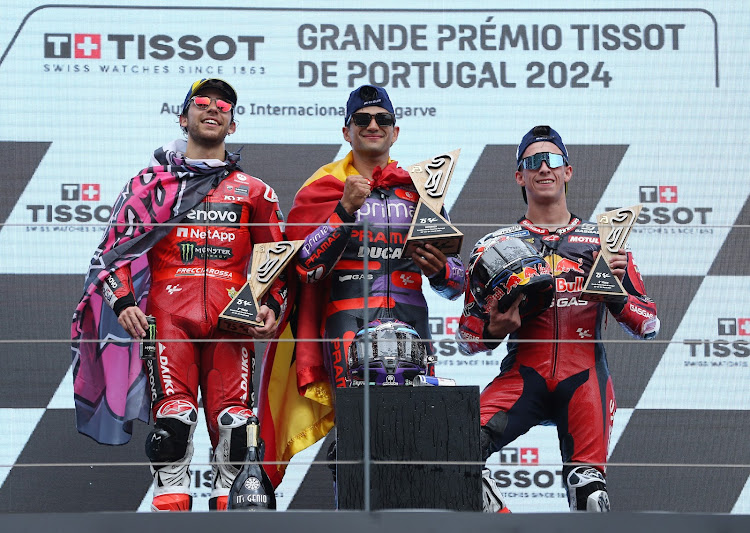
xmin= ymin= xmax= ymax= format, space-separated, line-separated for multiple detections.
xmin=488 ymin=261 xmax=552 ymax=301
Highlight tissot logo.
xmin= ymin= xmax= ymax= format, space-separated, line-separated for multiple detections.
xmin=45 ymin=34 xmax=102 ymax=59
xmin=25 ymin=182 xmax=110 ymax=225
xmin=639 ymin=185 xmax=678 ymax=203
xmin=44 ymin=33 xmax=264 ymax=60
xmin=61 ymin=183 xmax=100 ymax=201
xmin=607 ymin=186 xmax=712 ymax=226
xmin=684 ymin=339 xmax=750 ymax=361
xmin=428 ymin=316 xmax=460 ymax=336
xmin=498 ymin=447 xmax=540 ymax=465
xmin=718 ymin=318 xmax=750 ymax=336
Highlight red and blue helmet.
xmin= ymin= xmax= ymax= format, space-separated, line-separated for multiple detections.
xmin=468 ymin=236 xmax=554 ymax=319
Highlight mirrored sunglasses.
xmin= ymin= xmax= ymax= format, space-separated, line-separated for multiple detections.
xmin=190 ymin=95 xmax=233 ymax=113
xmin=518 ymin=152 xmax=567 ymax=170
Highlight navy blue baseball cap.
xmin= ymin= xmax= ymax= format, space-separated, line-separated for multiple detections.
xmin=181 ymin=78 xmax=237 ymax=116
xmin=516 ymin=125 xmax=570 ymax=203
xmin=516 ymin=125 xmax=569 ymax=166
xmin=345 ymin=85 xmax=395 ymax=125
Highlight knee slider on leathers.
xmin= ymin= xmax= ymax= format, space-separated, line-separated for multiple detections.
xmin=480 ymin=411 xmax=509 ymax=461
xmin=145 ymin=408 xmax=198 ymax=464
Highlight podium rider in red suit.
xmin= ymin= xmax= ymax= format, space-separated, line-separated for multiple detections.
xmin=458 ymin=125 xmax=660 ymax=512
xmin=98 ymin=79 xmax=286 ymax=511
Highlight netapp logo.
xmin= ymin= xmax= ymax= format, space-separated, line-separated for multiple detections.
xmin=44 ymin=33 xmax=264 ymax=60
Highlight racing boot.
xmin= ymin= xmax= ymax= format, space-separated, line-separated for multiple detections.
xmin=482 ymin=468 xmax=511 ymax=513
xmin=209 ymin=406 xmax=254 ymax=510
xmin=146 ymin=399 xmax=198 ymax=512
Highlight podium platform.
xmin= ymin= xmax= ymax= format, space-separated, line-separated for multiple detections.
xmin=335 ymin=386 xmax=482 ymax=511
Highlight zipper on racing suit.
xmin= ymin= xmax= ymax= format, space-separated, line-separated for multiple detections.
xmin=381 ymin=189 xmax=391 ymax=313
xmin=202 ymin=197 xmax=211 ymax=323
xmin=542 ymin=240 xmax=560 ymax=379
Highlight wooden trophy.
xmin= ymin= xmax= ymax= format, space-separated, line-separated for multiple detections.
xmin=580 ymin=205 xmax=642 ymax=303
xmin=403 ymin=149 xmax=464 ymax=257
xmin=218 ymin=240 xmax=302 ymax=333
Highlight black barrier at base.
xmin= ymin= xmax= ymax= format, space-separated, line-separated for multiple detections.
xmin=1 ymin=512 xmax=749 ymax=533
xmin=335 ymin=386 xmax=482 ymax=511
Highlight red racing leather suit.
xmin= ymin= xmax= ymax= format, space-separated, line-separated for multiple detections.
xmin=294 ymin=185 xmax=465 ymax=389
xmin=457 ymin=216 xmax=659 ymax=473
xmin=103 ymin=169 xmax=286 ymax=447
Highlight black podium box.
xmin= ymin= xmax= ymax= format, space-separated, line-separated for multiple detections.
xmin=335 ymin=386 xmax=482 ymax=511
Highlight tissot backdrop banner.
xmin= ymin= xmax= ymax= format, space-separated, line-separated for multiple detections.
xmin=0 ymin=1 xmax=748 ymax=513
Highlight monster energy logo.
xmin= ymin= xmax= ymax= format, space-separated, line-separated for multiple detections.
xmin=148 ymin=322 xmax=157 ymax=341
xmin=424 ymin=153 xmax=455 ymax=199
xmin=179 ymin=241 xmax=196 ymax=264
xmin=178 ymin=241 xmax=233 ymax=264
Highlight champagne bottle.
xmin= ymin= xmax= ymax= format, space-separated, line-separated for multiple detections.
xmin=227 ymin=415 xmax=276 ymax=510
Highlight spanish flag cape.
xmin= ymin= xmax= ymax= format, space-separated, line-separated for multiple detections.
xmin=257 ymin=152 xmax=411 ymax=487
